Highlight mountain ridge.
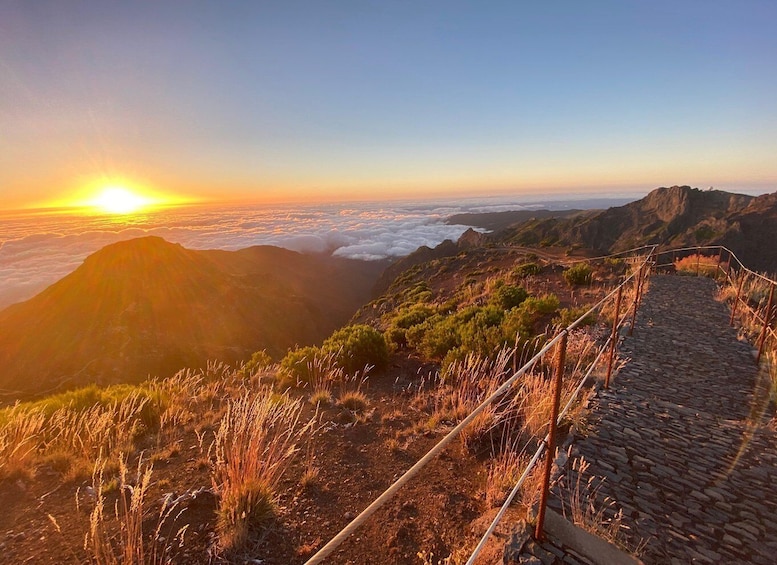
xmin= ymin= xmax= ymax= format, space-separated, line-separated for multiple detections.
xmin=0 ymin=236 xmax=385 ymax=397
xmin=497 ymin=186 xmax=776 ymax=271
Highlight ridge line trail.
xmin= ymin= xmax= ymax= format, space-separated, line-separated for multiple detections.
xmin=552 ymin=275 xmax=777 ymax=564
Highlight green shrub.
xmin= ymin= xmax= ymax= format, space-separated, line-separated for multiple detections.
xmin=402 ymin=281 xmax=433 ymax=304
xmin=390 ymin=304 xmax=436 ymax=329
xmin=408 ymin=316 xmax=461 ymax=361
xmin=5 ymin=383 xmax=167 ymax=425
xmin=694 ymin=225 xmax=717 ymax=242
xmin=459 ymin=323 xmax=506 ymax=358
xmin=502 ymin=294 xmax=560 ymax=339
xmin=563 ymin=263 xmax=593 ymax=286
xmin=554 ymin=307 xmax=597 ymax=328
xmin=513 ymin=262 xmax=542 ymax=278
xmin=279 ymin=346 xmax=321 ymax=384
xmin=322 ymin=325 xmax=389 ymax=373
xmin=385 ymin=304 xmax=437 ymax=349
xmin=524 ymin=294 xmax=560 ymax=315
xmin=490 ymin=284 xmax=529 ymax=310
xmin=242 ymin=350 xmax=272 ymax=376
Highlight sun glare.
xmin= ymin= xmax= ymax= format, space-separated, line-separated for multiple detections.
xmin=90 ymin=186 xmax=152 ymax=214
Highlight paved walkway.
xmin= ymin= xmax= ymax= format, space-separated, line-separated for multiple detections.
xmin=551 ymin=275 xmax=777 ymax=564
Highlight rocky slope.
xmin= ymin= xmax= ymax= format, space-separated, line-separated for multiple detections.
xmin=498 ymin=186 xmax=777 ymax=271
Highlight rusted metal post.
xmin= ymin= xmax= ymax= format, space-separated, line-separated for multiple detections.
xmin=605 ymin=285 xmax=623 ymax=388
xmin=725 ymin=251 xmax=732 ymax=282
xmin=756 ymin=283 xmax=775 ymax=363
xmin=695 ymin=247 xmax=701 ymax=276
xmin=730 ymin=272 xmax=746 ymax=326
xmin=628 ymin=264 xmax=644 ymax=336
xmin=716 ymin=248 xmax=723 ymax=281
xmin=535 ymin=331 xmax=567 ymax=541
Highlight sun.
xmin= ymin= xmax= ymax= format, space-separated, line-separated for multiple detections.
xmin=90 ymin=186 xmax=153 ymax=214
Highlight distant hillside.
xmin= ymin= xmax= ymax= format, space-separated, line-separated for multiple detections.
xmin=0 ymin=237 xmax=384 ymax=397
xmin=497 ymin=186 xmax=777 ymax=272
xmin=715 ymin=191 xmax=777 ymax=272
xmin=446 ymin=208 xmax=584 ymax=232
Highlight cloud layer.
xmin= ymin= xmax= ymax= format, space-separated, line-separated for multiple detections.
xmin=0 ymin=195 xmax=633 ymax=309
xmin=0 ymin=200 xmax=486 ymax=308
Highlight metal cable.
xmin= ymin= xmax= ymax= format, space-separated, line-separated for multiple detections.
xmin=304 ymin=250 xmax=656 ymax=564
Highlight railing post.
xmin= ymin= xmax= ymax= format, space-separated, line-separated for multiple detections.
xmin=605 ymin=285 xmax=623 ymax=388
xmin=535 ymin=331 xmax=567 ymax=541
xmin=716 ymin=248 xmax=723 ymax=281
xmin=730 ymin=272 xmax=746 ymax=326
xmin=628 ymin=264 xmax=644 ymax=336
xmin=756 ymin=283 xmax=775 ymax=363
xmin=725 ymin=251 xmax=732 ymax=282
xmin=695 ymin=247 xmax=701 ymax=276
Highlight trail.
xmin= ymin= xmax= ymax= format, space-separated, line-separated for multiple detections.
xmin=550 ymin=275 xmax=777 ymax=564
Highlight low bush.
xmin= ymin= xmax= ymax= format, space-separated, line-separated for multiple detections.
xmin=278 ymin=346 xmax=321 ymax=385
xmin=489 ymin=284 xmax=529 ymax=310
xmin=322 ymin=324 xmax=389 ymax=373
xmin=554 ymin=307 xmax=597 ymax=328
xmin=513 ymin=262 xmax=542 ymax=278
xmin=563 ymin=263 xmax=593 ymax=286
xmin=213 ymin=390 xmax=309 ymax=552
xmin=502 ymin=294 xmax=560 ymax=339
xmin=241 ymin=350 xmax=272 ymax=376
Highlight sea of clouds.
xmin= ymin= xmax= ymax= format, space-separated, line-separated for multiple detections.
xmin=0 ymin=194 xmax=635 ymax=309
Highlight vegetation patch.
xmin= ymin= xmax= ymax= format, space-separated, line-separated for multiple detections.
xmin=563 ymin=263 xmax=593 ymax=286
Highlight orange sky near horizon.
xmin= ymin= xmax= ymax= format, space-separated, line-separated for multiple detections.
xmin=2 ymin=2 xmax=776 ymax=212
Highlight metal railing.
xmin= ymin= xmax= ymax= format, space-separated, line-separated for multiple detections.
xmin=302 ymin=243 xmax=777 ymax=564
xmin=304 ymin=246 xmax=657 ymax=565
xmin=652 ymin=245 xmax=777 ymax=362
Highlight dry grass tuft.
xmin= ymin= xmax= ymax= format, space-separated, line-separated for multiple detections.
xmin=485 ymin=447 xmax=524 ymax=508
xmin=558 ymin=457 xmax=637 ymax=551
xmin=337 ymin=390 xmax=369 ymax=412
xmin=0 ymin=406 xmax=45 ymax=481
xmin=81 ymin=455 xmax=187 ymax=565
xmin=674 ymin=254 xmax=720 ymax=277
xmin=422 ymin=348 xmax=516 ymax=451
xmin=212 ymin=388 xmax=310 ymax=552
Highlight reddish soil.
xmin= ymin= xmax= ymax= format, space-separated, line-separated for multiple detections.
xmin=1 ymin=359 xmax=512 ymax=565
xmin=1 ymin=253 xmax=621 ymax=564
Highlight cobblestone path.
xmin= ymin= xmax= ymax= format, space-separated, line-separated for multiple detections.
xmin=553 ymin=275 xmax=777 ymax=564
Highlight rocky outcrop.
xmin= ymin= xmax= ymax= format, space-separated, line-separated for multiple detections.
xmin=497 ymin=186 xmax=777 ymax=272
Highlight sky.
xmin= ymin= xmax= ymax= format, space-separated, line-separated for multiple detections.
xmin=1 ymin=0 xmax=776 ymax=210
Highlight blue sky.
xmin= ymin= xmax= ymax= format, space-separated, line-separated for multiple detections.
xmin=1 ymin=0 xmax=775 ymax=208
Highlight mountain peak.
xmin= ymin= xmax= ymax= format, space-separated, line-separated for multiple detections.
xmin=0 ymin=237 xmax=383 ymax=396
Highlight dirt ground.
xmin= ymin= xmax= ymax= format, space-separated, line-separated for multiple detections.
xmin=1 ymin=254 xmax=621 ymax=564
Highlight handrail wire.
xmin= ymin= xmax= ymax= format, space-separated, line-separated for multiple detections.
xmin=467 ymin=291 xmax=638 ymax=563
xmin=465 ymin=440 xmax=547 ymax=565
xmin=303 ymin=246 xmax=655 ymax=565
xmin=466 ymin=244 xmax=772 ymax=564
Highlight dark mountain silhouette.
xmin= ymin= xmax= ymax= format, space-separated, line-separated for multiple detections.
xmin=0 ymin=236 xmax=385 ymax=397
xmin=715 ymin=191 xmax=777 ymax=272
xmin=497 ymin=186 xmax=777 ymax=271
